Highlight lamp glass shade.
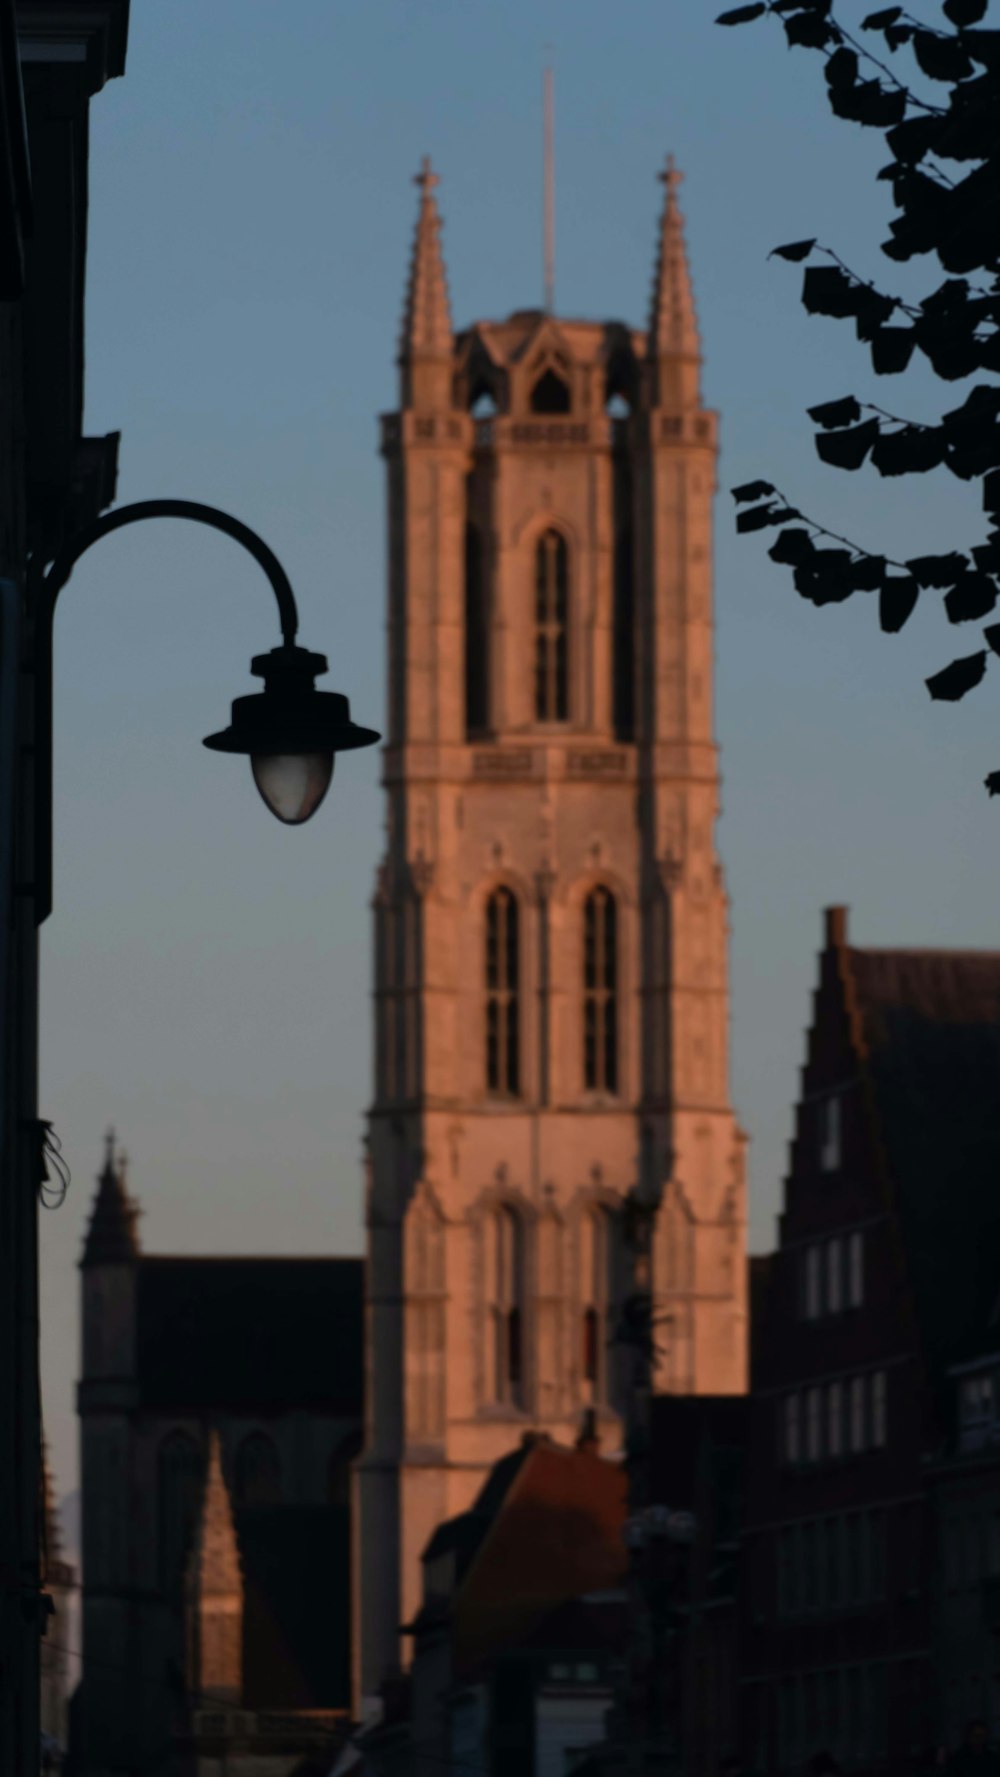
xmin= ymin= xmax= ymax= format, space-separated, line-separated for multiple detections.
xmin=250 ymin=752 xmax=334 ymax=824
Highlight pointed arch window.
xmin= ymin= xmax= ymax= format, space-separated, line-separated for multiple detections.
xmin=158 ymin=1431 xmax=204 ymax=1595
xmin=486 ymin=887 xmax=519 ymax=1095
xmin=488 ymin=1205 xmax=525 ymax=1405
xmin=535 ymin=529 xmax=568 ymax=722
xmin=583 ymin=887 xmax=618 ymax=1092
xmin=530 ymin=368 xmax=571 ymax=414
xmin=233 ymin=1432 xmax=282 ymax=1507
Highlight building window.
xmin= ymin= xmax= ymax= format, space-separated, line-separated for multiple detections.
xmin=871 ymin=1369 xmax=888 ymax=1447
xmin=486 ymin=887 xmax=519 ymax=1095
xmin=804 ymin=1245 xmax=821 ymax=1320
xmin=534 ymin=529 xmax=568 ymax=721
xmin=819 ymin=1093 xmax=842 ymax=1172
xmin=849 ymin=1375 xmax=867 ymax=1452
xmin=848 ymin=1229 xmax=864 ymax=1307
xmin=827 ymin=1381 xmax=843 ymax=1458
xmin=488 ymin=1205 xmax=525 ymax=1406
xmin=233 ymin=1432 xmax=282 ymax=1507
xmin=464 ymin=520 xmax=488 ymax=734
xmin=530 ymin=368 xmax=571 ymax=414
xmin=580 ymin=1207 xmax=616 ymax=1399
xmin=826 ymin=1238 xmax=842 ymax=1314
xmin=583 ymin=888 xmax=618 ymax=1092
xmin=784 ymin=1393 xmax=801 ymax=1465
xmin=806 ymin=1387 xmax=823 ymax=1463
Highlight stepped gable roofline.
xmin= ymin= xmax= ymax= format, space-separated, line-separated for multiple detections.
xmin=80 ymin=1129 xmax=140 ymax=1268
xmin=822 ymin=905 xmax=1000 ymax=1382
xmin=134 ymin=1255 xmax=363 ymax=1415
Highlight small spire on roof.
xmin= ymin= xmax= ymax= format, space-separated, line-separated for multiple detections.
xmin=399 ymin=155 xmax=453 ymax=366
xmin=81 ymin=1129 xmax=141 ymax=1268
xmin=647 ymin=154 xmax=701 ymax=399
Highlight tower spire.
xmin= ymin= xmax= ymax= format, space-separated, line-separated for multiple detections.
xmin=399 ymin=156 xmax=452 ymax=364
xmin=81 ymin=1128 xmax=140 ymax=1267
xmin=647 ymin=155 xmax=701 ymax=405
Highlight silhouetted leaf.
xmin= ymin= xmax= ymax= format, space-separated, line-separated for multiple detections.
xmin=768 ymin=528 xmax=815 ymax=565
xmin=913 ymin=29 xmax=975 ymax=81
xmin=825 ymin=47 xmax=859 ymax=87
xmin=973 ymin=540 xmax=1000 ymax=575
xmin=983 ymin=623 xmax=1000 ymax=657
xmin=926 ymin=650 xmax=988 ymax=700
xmin=716 ymin=2 xmax=766 ymax=20
xmin=802 ymin=264 xmax=860 ymax=318
xmin=907 ymin=552 xmax=969 ymax=588
xmin=945 ymin=574 xmax=998 ymax=623
xmin=862 ymin=6 xmax=902 ymax=26
xmin=848 ymin=554 xmax=887 ymax=591
xmin=985 ymin=770 xmax=1000 ymax=796
xmin=880 ymin=577 xmax=919 ymax=631
xmin=731 ymin=480 xmax=776 ymax=503
xmin=736 ymin=504 xmax=789 ymax=532
xmin=815 ymin=418 xmax=880 ymax=468
xmin=830 ymin=77 xmax=907 ymax=127
xmin=808 ymin=395 xmax=862 ymax=429
xmin=886 ymin=116 xmax=941 ymax=164
xmin=943 ymin=0 xmax=987 ymax=25
xmin=871 ymin=327 xmax=916 ymax=374
xmin=854 ymin=287 xmax=897 ymax=340
xmin=772 ymin=0 xmax=832 ymax=13
xmin=785 ymin=11 xmax=837 ymax=45
xmin=984 ymin=469 xmax=1000 ymax=516
xmin=796 ymin=549 xmax=855 ymax=604
xmin=770 ymin=239 xmax=816 ymax=262
xmin=871 ymin=426 xmax=947 ymax=475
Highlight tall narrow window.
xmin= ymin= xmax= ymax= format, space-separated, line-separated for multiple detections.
xmin=489 ymin=1206 xmax=525 ymax=1405
xmin=465 ymin=520 xmax=488 ymax=734
xmin=486 ymin=888 xmax=519 ymax=1095
xmin=534 ymin=529 xmax=568 ymax=721
xmin=583 ymin=888 xmax=618 ymax=1092
xmin=848 ymin=1229 xmax=864 ymax=1307
xmin=580 ymin=1207 xmax=616 ymax=1400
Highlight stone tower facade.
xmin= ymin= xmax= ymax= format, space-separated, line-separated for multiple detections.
xmin=356 ymin=157 xmax=748 ymax=1710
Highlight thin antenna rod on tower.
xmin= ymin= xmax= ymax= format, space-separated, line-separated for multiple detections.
xmin=543 ymin=63 xmax=555 ymax=315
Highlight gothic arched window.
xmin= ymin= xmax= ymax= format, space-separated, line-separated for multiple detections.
xmin=158 ymin=1430 xmax=204 ymax=1595
xmin=465 ymin=520 xmax=488 ymax=735
xmin=486 ymin=887 xmax=519 ymax=1096
xmin=580 ymin=1207 xmax=617 ymax=1402
xmin=583 ymin=887 xmax=618 ymax=1093
xmin=488 ymin=1205 xmax=525 ymax=1406
xmin=233 ymin=1432 xmax=282 ymax=1507
xmin=530 ymin=368 xmax=571 ymax=414
xmin=534 ymin=530 xmax=568 ymax=722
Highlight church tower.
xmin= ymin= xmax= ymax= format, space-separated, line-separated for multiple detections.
xmin=355 ymin=156 xmax=748 ymax=1711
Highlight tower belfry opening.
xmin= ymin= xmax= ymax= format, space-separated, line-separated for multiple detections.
xmin=356 ymin=152 xmax=748 ymax=1716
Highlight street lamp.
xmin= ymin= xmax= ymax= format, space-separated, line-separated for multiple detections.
xmin=34 ymin=497 xmax=379 ymax=914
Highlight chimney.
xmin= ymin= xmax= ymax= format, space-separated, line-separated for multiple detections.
xmin=824 ymin=905 xmax=848 ymax=949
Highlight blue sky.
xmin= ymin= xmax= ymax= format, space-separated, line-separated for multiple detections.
xmin=40 ymin=0 xmax=1000 ymax=1498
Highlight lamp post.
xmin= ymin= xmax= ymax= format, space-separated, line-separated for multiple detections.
xmin=10 ymin=498 xmax=378 ymax=1767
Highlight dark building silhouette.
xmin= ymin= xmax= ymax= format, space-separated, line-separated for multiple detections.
xmin=1 ymin=5 xmax=128 ymax=1769
xmin=74 ymin=1137 xmax=361 ymax=1775
xmin=741 ymin=907 xmax=1000 ymax=1776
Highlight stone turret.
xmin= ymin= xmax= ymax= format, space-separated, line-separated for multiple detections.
xmin=81 ymin=1130 xmax=139 ymax=1269
xmin=398 ymin=156 xmax=453 ymax=409
xmin=646 ymin=155 xmax=701 ymax=410
xmin=184 ymin=1431 xmax=243 ymax=1705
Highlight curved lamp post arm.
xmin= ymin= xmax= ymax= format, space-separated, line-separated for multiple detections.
xmin=31 ymin=499 xmax=304 ymax=924
xmin=41 ymin=499 xmax=300 ymax=642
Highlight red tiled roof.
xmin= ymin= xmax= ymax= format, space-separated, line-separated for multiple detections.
xmin=450 ymin=1439 xmax=627 ymax=1676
